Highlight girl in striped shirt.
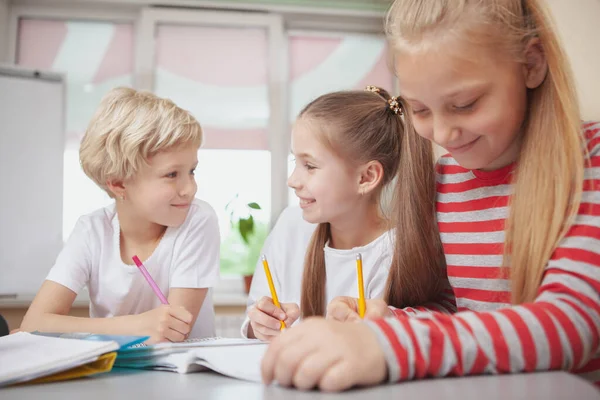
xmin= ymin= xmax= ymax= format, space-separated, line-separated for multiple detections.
xmin=261 ymin=0 xmax=600 ymax=392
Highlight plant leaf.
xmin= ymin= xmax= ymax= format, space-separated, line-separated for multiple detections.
xmin=239 ymin=215 xmax=255 ymax=244
xmin=247 ymin=202 xmax=261 ymax=210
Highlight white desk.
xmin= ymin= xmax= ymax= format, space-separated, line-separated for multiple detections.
xmin=2 ymin=369 xmax=599 ymax=399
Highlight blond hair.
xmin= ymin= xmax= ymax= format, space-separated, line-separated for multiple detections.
xmin=80 ymin=87 xmax=203 ymax=197
xmin=386 ymin=0 xmax=584 ymax=304
xmin=298 ymin=89 xmax=444 ymax=316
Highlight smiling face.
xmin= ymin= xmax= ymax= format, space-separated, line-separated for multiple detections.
xmin=287 ymin=117 xmax=363 ymax=225
xmin=396 ymin=41 xmax=529 ymax=170
xmin=123 ymin=145 xmax=199 ymax=227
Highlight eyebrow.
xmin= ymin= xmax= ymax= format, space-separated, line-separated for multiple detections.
xmin=402 ymin=82 xmax=489 ymax=102
xmin=444 ymin=82 xmax=489 ymax=99
xmin=159 ymin=162 xmax=198 ymax=171
xmin=290 ymin=150 xmax=316 ymax=159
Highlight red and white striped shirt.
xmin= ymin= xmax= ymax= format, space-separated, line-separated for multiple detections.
xmin=369 ymin=121 xmax=600 ymax=385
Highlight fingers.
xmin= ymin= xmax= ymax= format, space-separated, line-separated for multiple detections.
xmin=262 ymin=335 xmax=282 ymax=383
xmin=166 ymin=315 xmax=191 ymax=337
xmin=274 ymin=341 xmax=321 ymax=388
xmin=319 ymin=360 xmax=356 ymax=392
xmin=249 ymin=303 xmax=287 ymax=341
xmin=150 ymin=306 xmax=191 ymax=341
xmin=326 ymin=303 xmax=357 ymax=322
xmin=262 ymin=318 xmax=387 ymax=392
xmin=293 ymin=351 xmax=342 ymax=391
xmin=326 ymin=298 xmax=390 ymax=322
xmin=262 ymin=322 xmax=307 ymax=384
xmin=326 ymin=297 xmax=359 ymax=322
xmin=250 ymin=320 xmax=280 ymax=341
xmin=168 ymin=305 xmax=193 ymax=324
xmin=257 ymin=297 xmax=286 ymax=320
xmin=164 ymin=327 xmax=187 ymax=342
xmin=281 ymin=303 xmax=300 ymax=326
xmin=262 ymin=319 xmax=349 ymax=391
xmin=249 ymin=305 xmax=284 ymax=331
xmin=364 ymin=299 xmax=391 ymax=319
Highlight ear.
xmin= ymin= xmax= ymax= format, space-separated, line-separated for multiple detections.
xmin=357 ymin=161 xmax=384 ymax=196
xmin=106 ymin=179 xmax=126 ymax=200
xmin=523 ymin=37 xmax=548 ymax=89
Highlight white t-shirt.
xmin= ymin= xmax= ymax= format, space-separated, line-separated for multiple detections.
xmin=241 ymin=206 xmax=394 ymax=337
xmin=46 ymin=198 xmax=220 ymax=338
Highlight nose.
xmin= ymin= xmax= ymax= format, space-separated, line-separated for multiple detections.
xmin=180 ymin=174 xmax=197 ymax=198
xmin=433 ymin=115 xmax=461 ymax=148
xmin=287 ymin=165 xmax=301 ymax=190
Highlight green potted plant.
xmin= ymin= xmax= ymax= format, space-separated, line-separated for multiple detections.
xmin=220 ymin=195 xmax=269 ymax=293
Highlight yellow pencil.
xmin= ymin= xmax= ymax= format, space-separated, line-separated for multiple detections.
xmin=356 ymin=253 xmax=366 ymax=318
xmin=261 ymin=255 xmax=286 ymax=330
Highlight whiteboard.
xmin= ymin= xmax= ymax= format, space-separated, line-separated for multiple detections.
xmin=0 ymin=64 xmax=65 ymax=296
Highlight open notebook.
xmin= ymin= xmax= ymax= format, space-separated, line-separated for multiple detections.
xmin=0 ymin=332 xmax=119 ymax=387
xmin=117 ymin=337 xmax=263 ymax=357
xmin=115 ymin=338 xmax=267 ymax=382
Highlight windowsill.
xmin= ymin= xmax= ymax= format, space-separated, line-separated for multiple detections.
xmin=0 ymin=276 xmax=248 ymax=308
xmin=0 ymin=294 xmax=90 ymax=309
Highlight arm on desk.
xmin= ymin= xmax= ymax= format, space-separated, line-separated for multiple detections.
xmin=167 ymin=287 xmax=207 ymax=332
xmin=20 ymin=280 xmax=194 ymax=343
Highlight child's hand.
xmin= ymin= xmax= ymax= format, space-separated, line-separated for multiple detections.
xmin=248 ymin=296 xmax=300 ymax=341
xmin=261 ymin=317 xmax=387 ymax=392
xmin=326 ymin=297 xmax=392 ymax=322
xmin=135 ymin=305 xmax=193 ymax=343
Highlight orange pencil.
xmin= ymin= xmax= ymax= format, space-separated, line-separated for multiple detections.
xmin=356 ymin=253 xmax=366 ymax=318
xmin=261 ymin=255 xmax=286 ymax=330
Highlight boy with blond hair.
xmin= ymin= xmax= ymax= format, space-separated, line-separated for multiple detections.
xmin=21 ymin=87 xmax=220 ymax=343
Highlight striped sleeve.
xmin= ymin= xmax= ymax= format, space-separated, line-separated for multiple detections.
xmin=390 ymin=284 xmax=457 ymax=317
xmin=369 ymin=121 xmax=600 ymax=382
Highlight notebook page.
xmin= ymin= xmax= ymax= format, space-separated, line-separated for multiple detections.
xmin=188 ymin=343 xmax=268 ymax=382
xmin=0 ymin=332 xmax=118 ymax=386
xmin=127 ymin=336 xmax=223 ymax=349
xmin=121 ymin=337 xmax=262 ymax=354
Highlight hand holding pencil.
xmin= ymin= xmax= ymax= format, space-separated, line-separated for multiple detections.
xmin=326 ymin=297 xmax=392 ymax=322
xmin=131 ymin=255 xmax=193 ymax=343
xmin=325 ymin=253 xmax=393 ymax=322
xmin=247 ymin=255 xmax=300 ymax=341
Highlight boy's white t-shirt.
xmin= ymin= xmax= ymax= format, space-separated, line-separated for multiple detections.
xmin=241 ymin=205 xmax=394 ymax=337
xmin=46 ymin=198 xmax=220 ymax=338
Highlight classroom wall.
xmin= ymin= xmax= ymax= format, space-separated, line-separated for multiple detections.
xmin=0 ymin=0 xmax=7 ymax=63
xmin=546 ymin=0 xmax=600 ymax=120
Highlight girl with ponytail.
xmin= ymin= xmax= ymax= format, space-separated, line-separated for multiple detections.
xmin=242 ymin=87 xmax=442 ymax=341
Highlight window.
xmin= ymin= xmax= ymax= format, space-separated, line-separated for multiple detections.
xmin=16 ymin=18 xmax=134 ymax=240
xmin=287 ymin=32 xmax=394 ymax=205
xmin=11 ymin=9 xmax=392 ymax=278
xmin=136 ymin=9 xmax=286 ymax=276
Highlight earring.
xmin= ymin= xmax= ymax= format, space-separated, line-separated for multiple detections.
xmin=119 ymin=195 xmax=125 ymax=201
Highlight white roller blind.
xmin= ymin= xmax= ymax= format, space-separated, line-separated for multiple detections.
xmin=0 ymin=65 xmax=64 ymax=296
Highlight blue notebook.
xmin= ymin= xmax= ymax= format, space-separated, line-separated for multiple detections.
xmin=31 ymin=332 xmax=149 ymax=350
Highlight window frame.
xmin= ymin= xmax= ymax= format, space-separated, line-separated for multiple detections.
xmin=7 ymin=2 xmax=396 ymax=228
xmin=136 ymin=7 xmax=289 ymax=226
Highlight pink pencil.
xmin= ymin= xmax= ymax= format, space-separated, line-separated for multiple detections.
xmin=132 ymin=255 xmax=169 ymax=305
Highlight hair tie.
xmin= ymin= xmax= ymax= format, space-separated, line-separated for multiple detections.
xmin=365 ymin=86 xmax=403 ymax=116
xmin=387 ymin=97 xmax=403 ymax=115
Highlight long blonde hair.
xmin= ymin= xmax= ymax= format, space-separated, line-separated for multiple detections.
xmin=298 ymin=89 xmax=443 ymax=317
xmin=385 ymin=0 xmax=584 ymax=304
